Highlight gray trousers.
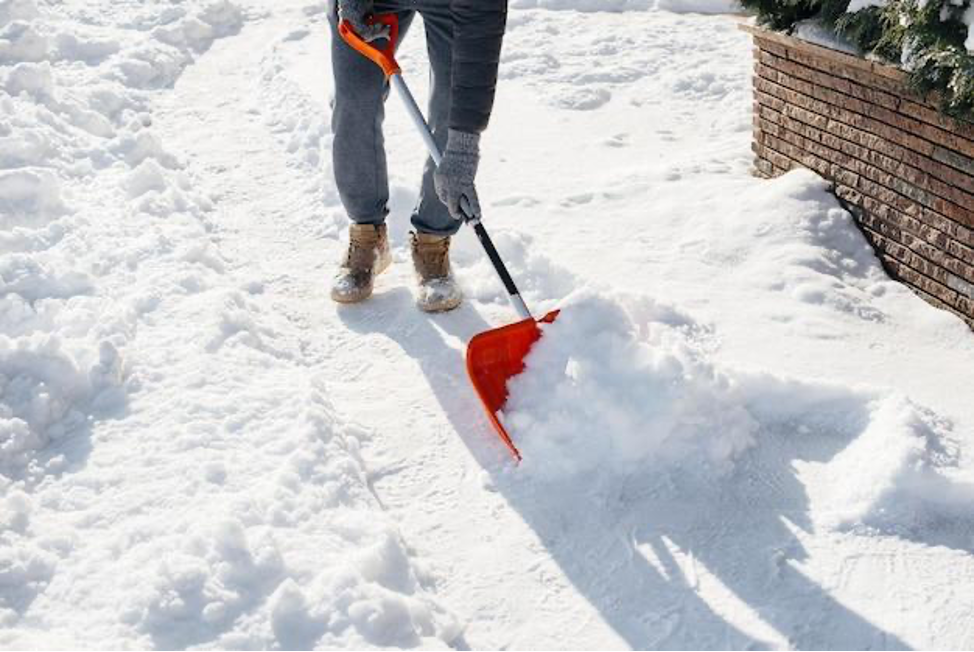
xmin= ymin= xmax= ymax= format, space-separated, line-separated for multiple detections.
xmin=329 ymin=1 xmax=458 ymax=237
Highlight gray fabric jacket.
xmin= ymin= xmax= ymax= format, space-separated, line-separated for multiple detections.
xmin=451 ymin=0 xmax=508 ymax=134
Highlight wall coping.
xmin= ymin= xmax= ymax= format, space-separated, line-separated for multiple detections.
xmin=740 ymin=24 xmax=909 ymax=83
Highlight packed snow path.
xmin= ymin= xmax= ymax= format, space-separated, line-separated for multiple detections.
xmin=3 ymin=0 xmax=974 ymax=649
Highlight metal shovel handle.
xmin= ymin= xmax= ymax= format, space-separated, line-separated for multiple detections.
xmin=338 ymin=16 xmax=534 ymax=322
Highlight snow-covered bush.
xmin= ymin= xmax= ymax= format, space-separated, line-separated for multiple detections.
xmin=741 ymin=0 xmax=974 ymax=120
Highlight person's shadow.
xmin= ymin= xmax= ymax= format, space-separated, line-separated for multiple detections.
xmin=339 ymin=291 xmax=911 ymax=650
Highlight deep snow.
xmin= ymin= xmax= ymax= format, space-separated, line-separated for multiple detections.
xmin=2 ymin=0 xmax=974 ymax=649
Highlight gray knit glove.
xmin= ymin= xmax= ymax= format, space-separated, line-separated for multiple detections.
xmin=434 ymin=129 xmax=481 ymax=221
xmin=338 ymin=0 xmax=390 ymax=42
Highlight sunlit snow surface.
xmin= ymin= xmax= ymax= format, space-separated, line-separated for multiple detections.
xmin=2 ymin=0 xmax=974 ymax=649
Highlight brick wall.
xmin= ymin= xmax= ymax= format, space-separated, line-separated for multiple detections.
xmin=744 ymin=25 xmax=974 ymax=329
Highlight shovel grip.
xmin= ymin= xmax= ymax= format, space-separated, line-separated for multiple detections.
xmin=338 ymin=14 xmax=401 ymax=78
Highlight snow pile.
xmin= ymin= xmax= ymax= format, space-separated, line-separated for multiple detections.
xmin=965 ymin=4 xmax=974 ymax=53
xmin=506 ymin=287 xmax=965 ymax=535
xmin=847 ymin=0 xmax=888 ymax=11
xmin=716 ymin=170 xmax=899 ymax=327
xmin=0 ymin=3 xmax=464 ymax=647
xmin=0 ymin=489 xmax=56 ymax=629
xmin=506 ymin=290 xmax=758 ymax=477
xmin=504 ymin=172 xmax=959 ymax=493
xmin=2 ymin=370 xmax=461 ymax=648
xmin=121 ymin=381 xmax=459 ymax=650
xmin=114 ymin=2 xmax=243 ymax=89
xmin=0 ymin=169 xmax=67 ymax=224
xmin=794 ymin=19 xmax=862 ymax=55
xmin=0 ymin=0 xmax=246 ymax=482
xmin=510 ymin=0 xmax=740 ymax=14
xmin=0 ymin=335 xmax=122 ymax=476
xmin=456 ymin=229 xmax=579 ymax=311
xmin=807 ymin=395 xmax=971 ymax=535
xmin=655 ymin=0 xmax=740 ymax=12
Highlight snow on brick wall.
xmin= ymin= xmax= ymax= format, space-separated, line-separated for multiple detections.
xmin=746 ymin=26 xmax=974 ymax=329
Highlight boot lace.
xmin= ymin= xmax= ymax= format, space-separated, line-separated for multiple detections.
xmin=344 ymin=228 xmax=381 ymax=270
xmin=413 ymin=235 xmax=451 ymax=280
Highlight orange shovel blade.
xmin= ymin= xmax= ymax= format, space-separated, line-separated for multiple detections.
xmin=466 ymin=310 xmax=559 ymax=461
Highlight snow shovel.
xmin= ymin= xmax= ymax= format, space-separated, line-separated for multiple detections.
xmin=339 ymin=14 xmax=559 ymax=461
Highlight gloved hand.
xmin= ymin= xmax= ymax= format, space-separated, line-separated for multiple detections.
xmin=434 ymin=129 xmax=481 ymax=221
xmin=338 ymin=0 xmax=390 ymax=42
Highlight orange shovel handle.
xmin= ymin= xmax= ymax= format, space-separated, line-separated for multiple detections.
xmin=338 ymin=14 xmax=401 ymax=79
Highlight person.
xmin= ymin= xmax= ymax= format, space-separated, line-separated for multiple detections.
xmin=328 ymin=0 xmax=508 ymax=312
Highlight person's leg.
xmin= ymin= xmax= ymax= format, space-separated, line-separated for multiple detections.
xmin=410 ymin=2 xmax=460 ymax=237
xmin=329 ymin=1 xmax=414 ymax=225
xmin=403 ymin=1 xmax=462 ymax=312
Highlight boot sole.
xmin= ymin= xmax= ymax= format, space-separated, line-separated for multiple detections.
xmin=416 ymin=283 xmax=463 ymax=313
xmin=418 ymin=297 xmax=462 ymax=313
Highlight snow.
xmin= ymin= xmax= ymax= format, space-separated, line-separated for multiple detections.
xmin=847 ymin=0 xmax=974 ymax=55
xmin=2 ymin=0 xmax=974 ymax=649
xmin=794 ymin=19 xmax=863 ymax=55
xmin=506 ymin=290 xmax=758 ymax=478
xmin=847 ymin=0 xmax=889 ymax=11
xmin=509 ymin=0 xmax=740 ymax=13
xmin=505 ymin=277 xmax=955 ymax=486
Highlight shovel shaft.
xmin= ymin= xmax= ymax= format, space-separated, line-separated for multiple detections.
xmin=390 ymin=74 xmax=534 ymax=322
xmin=392 ymin=75 xmax=442 ymax=166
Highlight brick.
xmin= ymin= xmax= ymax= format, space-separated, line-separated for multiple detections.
xmin=752 ymin=47 xmax=974 ymax=309
xmin=850 ymin=214 xmax=974 ymax=318
xmin=746 ymin=26 xmax=919 ymax=100
xmin=878 ymin=241 xmax=959 ymax=304
xmin=888 ymin=262 xmax=974 ymax=326
xmin=759 ymin=65 xmax=974 ymax=174
xmin=760 ymin=52 xmax=900 ymax=112
xmin=753 ymin=142 xmax=797 ymax=173
xmin=865 ymin=201 xmax=967 ymax=275
xmin=769 ymin=114 xmax=974 ymax=223
xmin=754 ymin=76 xmax=939 ymax=158
xmin=757 ymin=55 xmax=974 ymax=157
xmin=751 ymin=33 xmax=789 ymax=58
xmin=948 ymin=269 xmax=974 ymax=297
xmin=754 ymin=157 xmax=774 ymax=178
xmin=899 ymin=97 xmax=974 ymax=143
xmin=933 ymin=146 xmax=974 ymax=178
xmin=754 ymin=81 xmax=974 ymax=226
xmin=947 ymin=239 xmax=974 ymax=267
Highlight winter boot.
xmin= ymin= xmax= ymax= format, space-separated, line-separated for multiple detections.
xmin=411 ymin=232 xmax=462 ymax=313
xmin=331 ymin=223 xmax=392 ymax=304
